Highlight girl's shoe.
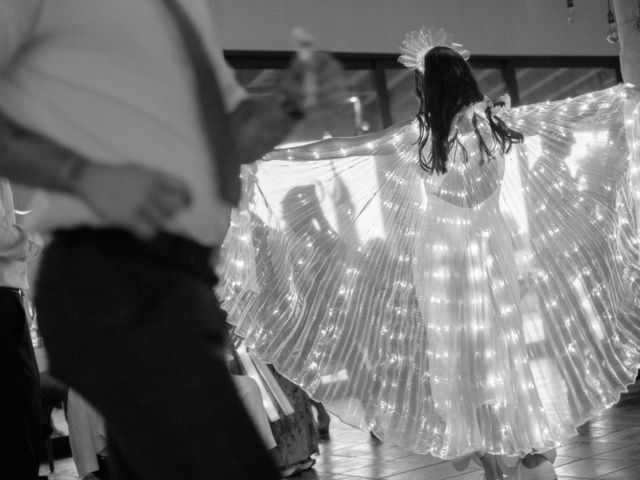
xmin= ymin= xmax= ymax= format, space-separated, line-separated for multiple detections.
xmin=299 ymin=458 xmax=316 ymax=471
xmin=280 ymin=464 xmax=302 ymax=478
xmin=280 ymin=458 xmax=316 ymax=478
xmin=452 ymin=452 xmax=483 ymax=471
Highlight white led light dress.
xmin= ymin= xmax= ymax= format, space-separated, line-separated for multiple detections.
xmin=217 ymin=83 xmax=640 ymax=458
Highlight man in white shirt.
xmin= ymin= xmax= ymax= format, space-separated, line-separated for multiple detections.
xmin=0 ymin=1 xmax=343 ymax=479
xmin=0 ymin=179 xmax=42 ymax=480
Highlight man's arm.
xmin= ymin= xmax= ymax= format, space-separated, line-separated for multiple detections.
xmin=0 ymin=112 xmax=88 ymax=193
xmin=230 ymin=95 xmax=299 ymax=164
xmin=0 ymin=114 xmax=191 ymax=238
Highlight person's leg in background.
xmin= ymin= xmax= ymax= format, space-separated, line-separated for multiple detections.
xmin=0 ymin=288 xmax=43 ymax=480
xmin=35 ymin=231 xmax=280 ymax=480
xmin=310 ymin=399 xmax=331 ymax=439
xmin=67 ymin=388 xmax=109 ymax=479
xmin=232 ymin=375 xmax=278 ymax=451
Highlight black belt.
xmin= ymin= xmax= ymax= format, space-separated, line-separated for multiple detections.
xmin=0 ymin=286 xmax=23 ymax=296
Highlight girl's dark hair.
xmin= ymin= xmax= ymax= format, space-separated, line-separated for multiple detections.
xmin=415 ymin=46 xmax=523 ymax=174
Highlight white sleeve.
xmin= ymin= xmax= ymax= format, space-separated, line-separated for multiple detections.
xmin=0 ymin=0 xmax=42 ymax=71
xmin=0 ymin=179 xmax=40 ymax=260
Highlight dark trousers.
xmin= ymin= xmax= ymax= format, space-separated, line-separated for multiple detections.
xmin=0 ymin=288 xmax=42 ymax=480
xmin=35 ymin=229 xmax=279 ymax=480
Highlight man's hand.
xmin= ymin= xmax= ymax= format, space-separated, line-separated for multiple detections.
xmin=75 ymin=162 xmax=191 ymax=239
xmin=0 ymin=113 xmax=190 ymax=237
xmin=229 ymin=51 xmax=346 ymax=165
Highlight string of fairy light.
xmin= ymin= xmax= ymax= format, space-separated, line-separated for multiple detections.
xmin=566 ymin=0 xmax=640 ymax=43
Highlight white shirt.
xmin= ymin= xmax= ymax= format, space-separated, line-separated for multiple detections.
xmin=0 ymin=179 xmax=40 ymax=289
xmin=0 ymin=0 xmax=247 ymax=246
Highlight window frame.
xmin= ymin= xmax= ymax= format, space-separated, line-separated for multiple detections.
xmin=225 ymin=50 xmax=622 ymax=130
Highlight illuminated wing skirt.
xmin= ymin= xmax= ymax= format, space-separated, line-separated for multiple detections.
xmin=218 ymin=85 xmax=640 ymax=458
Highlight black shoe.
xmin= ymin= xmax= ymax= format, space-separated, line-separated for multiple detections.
xmin=299 ymin=458 xmax=316 ymax=471
xmin=318 ymin=426 xmax=330 ymax=439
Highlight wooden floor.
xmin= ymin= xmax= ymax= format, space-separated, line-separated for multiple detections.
xmin=41 ymin=381 xmax=640 ymax=480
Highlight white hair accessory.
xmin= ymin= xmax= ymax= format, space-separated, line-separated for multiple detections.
xmin=398 ymin=27 xmax=470 ymax=72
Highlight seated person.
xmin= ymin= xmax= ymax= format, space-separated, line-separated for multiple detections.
xmin=229 ymin=346 xmax=319 ymax=477
xmin=229 ymin=349 xmax=302 ymax=477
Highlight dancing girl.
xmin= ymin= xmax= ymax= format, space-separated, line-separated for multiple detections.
xmin=219 ymin=27 xmax=640 ymax=480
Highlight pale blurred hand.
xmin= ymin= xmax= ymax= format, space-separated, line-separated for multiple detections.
xmin=279 ymin=51 xmax=346 ymax=115
xmin=76 ymin=162 xmax=191 ymax=239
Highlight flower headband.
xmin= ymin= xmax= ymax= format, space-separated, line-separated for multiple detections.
xmin=398 ymin=27 xmax=470 ymax=72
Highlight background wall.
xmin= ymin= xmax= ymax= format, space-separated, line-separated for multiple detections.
xmin=213 ymin=0 xmax=620 ymax=56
